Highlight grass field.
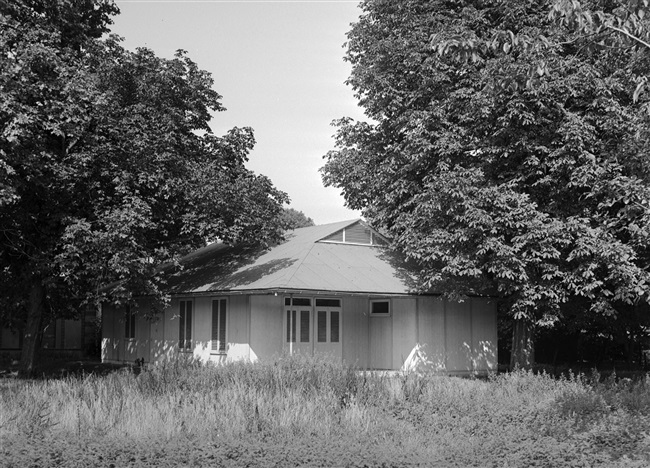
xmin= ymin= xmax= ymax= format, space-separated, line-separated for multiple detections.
xmin=1 ymin=354 xmax=649 ymax=467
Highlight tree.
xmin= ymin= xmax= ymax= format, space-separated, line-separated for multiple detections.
xmin=279 ymin=207 xmax=315 ymax=230
xmin=1 ymin=0 xmax=288 ymax=376
xmin=322 ymin=0 xmax=650 ymax=368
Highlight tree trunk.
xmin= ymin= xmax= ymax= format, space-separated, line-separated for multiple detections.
xmin=18 ymin=281 xmax=46 ymax=378
xmin=510 ymin=318 xmax=535 ymax=370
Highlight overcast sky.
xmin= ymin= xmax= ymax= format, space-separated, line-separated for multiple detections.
xmin=110 ymin=0 xmax=365 ymax=224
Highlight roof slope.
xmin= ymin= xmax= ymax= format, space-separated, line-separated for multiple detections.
xmin=164 ymin=219 xmax=417 ymax=295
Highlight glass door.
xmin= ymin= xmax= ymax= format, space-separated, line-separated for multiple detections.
xmin=284 ymin=297 xmax=312 ymax=355
xmin=314 ymin=298 xmax=342 ymax=359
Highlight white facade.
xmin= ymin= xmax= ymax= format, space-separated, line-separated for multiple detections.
xmin=102 ymin=293 xmax=497 ymax=375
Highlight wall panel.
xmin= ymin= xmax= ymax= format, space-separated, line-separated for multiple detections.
xmin=250 ymin=295 xmax=282 ymax=361
xmin=224 ymin=295 xmax=250 ymax=362
xmin=471 ymin=297 xmax=498 ymax=372
xmin=445 ymin=300 xmax=473 ymax=373
xmin=416 ymin=296 xmax=446 ymax=372
xmin=341 ymin=296 xmax=368 ymax=368
xmin=392 ymin=298 xmax=417 ymax=369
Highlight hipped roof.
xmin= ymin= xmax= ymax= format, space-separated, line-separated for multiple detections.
xmin=164 ymin=219 xmax=417 ymax=296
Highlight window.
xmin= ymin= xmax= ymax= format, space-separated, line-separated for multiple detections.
xmin=285 ymin=297 xmax=311 ymax=344
xmin=179 ymin=300 xmax=192 ymax=350
xmin=315 ymin=298 xmax=341 ymax=345
xmin=315 ymin=298 xmax=341 ymax=307
xmin=286 ymin=309 xmax=296 ymax=343
xmin=317 ymin=310 xmax=327 ymax=342
xmin=211 ymin=299 xmax=227 ymax=354
xmin=316 ymin=310 xmax=340 ymax=343
xmin=370 ymin=300 xmax=390 ymax=316
xmin=125 ymin=305 xmax=135 ymax=339
xmin=300 ymin=310 xmax=310 ymax=343
xmin=285 ymin=297 xmax=311 ymax=307
xmin=330 ymin=311 xmax=340 ymax=343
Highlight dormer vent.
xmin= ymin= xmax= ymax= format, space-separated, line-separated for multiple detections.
xmin=319 ymin=221 xmax=387 ymax=246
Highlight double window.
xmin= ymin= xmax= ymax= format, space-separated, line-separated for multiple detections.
xmin=178 ymin=300 xmax=193 ymax=350
xmin=285 ymin=297 xmax=341 ymax=345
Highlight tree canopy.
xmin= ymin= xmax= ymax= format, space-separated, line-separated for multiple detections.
xmin=1 ymin=0 xmax=288 ymax=374
xmin=279 ymin=207 xmax=316 ymax=230
xmin=322 ymin=0 xmax=650 ymax=367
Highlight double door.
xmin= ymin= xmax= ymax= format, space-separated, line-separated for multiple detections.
xmin=284 ymin=297 xmax=341 ymax=358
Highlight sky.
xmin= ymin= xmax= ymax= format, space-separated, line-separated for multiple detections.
xmin=110 ymin=0 xmax=366 ymax=225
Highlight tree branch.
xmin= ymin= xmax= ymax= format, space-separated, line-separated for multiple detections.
xmin=605 ymin=25 xmax=650 ymax=50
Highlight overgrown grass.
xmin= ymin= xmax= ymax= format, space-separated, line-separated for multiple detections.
xmin=1 ymin=354 xmax=649 ymax=467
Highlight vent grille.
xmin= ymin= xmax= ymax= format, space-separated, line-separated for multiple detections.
xmin=320 ymin=222 xmax=387 ymax=246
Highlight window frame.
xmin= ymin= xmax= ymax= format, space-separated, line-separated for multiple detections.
xmin=369 ymin=299 xmax=391 ymax=317
xmin=315 ymin=297 xmax=342 ymax=345
xmin=211 ymin=297 xmax=228 ymax=355
xmin=178 ymin=299 xmax=193 ymax=351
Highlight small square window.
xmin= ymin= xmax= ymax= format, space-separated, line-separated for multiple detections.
xmin=370 ymin=300 xmax=390 ymax=316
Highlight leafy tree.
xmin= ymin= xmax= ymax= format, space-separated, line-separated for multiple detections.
xmin=279 ymin=207 xmax=315 ymax=230
xmin=1 ymin=0 xmax=288 ymax=375
xmin=322 ymin=0 xmax=650 ymax=368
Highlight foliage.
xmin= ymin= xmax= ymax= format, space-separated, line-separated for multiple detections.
xmin=321 ymin=0 xmax=650 ymax=364
xmin=1 ymin=356 xmax=650 ymax=467
xmin=279 ymin=207 xmax=315 ymax=230
xmin=0 ymin=0 xmax=288 ymax=373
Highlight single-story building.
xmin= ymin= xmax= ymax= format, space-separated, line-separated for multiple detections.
xmin=101 ymin=220 xmax=497 ymax=374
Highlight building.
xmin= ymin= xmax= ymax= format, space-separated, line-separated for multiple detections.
xmin=101 ymin=220 xmax=497 ymax=374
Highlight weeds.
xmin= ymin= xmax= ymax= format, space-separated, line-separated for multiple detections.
xmin=1 ymin=356 xmax=649 ymax=467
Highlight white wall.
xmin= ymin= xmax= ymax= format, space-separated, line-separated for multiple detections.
xmin=399 ymin=296 xmax=498 ymax=375
xmin=101 ymin=293 xmax=497 ymax=374
xmin=341 ymin=296 xmax=369 ymax=368
xmin=250 ymin=295 xmax=283 ymax=361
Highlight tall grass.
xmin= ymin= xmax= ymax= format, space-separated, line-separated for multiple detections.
xmin=1 ymin=355 xmax=649 ymax=467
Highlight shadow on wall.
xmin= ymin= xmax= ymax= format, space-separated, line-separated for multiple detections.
xmin=163 ymin=244 xmax=297 ymax=293
xmin=401 ymin=341 xmax=497 ymax=375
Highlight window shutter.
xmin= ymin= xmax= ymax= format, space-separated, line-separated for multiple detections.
xmin=130 ymin=309 xmax=135 ymax=339
xmin=211 ymin=301 xmax=219 ymax=352
xmin=125 ymin=306 xmax=129 ymax=338
xmin=287 ymin=310 xmax=296 ymax=343
xmin=219 ymin=299 xmax=227 ymax=352
xmin=186 ymin=301 xmax=192 ymax=349
xmin=330 ymin=311 xmax=340 ymax=343
xmin=179 ymin=302 xmax=185 ymax=349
